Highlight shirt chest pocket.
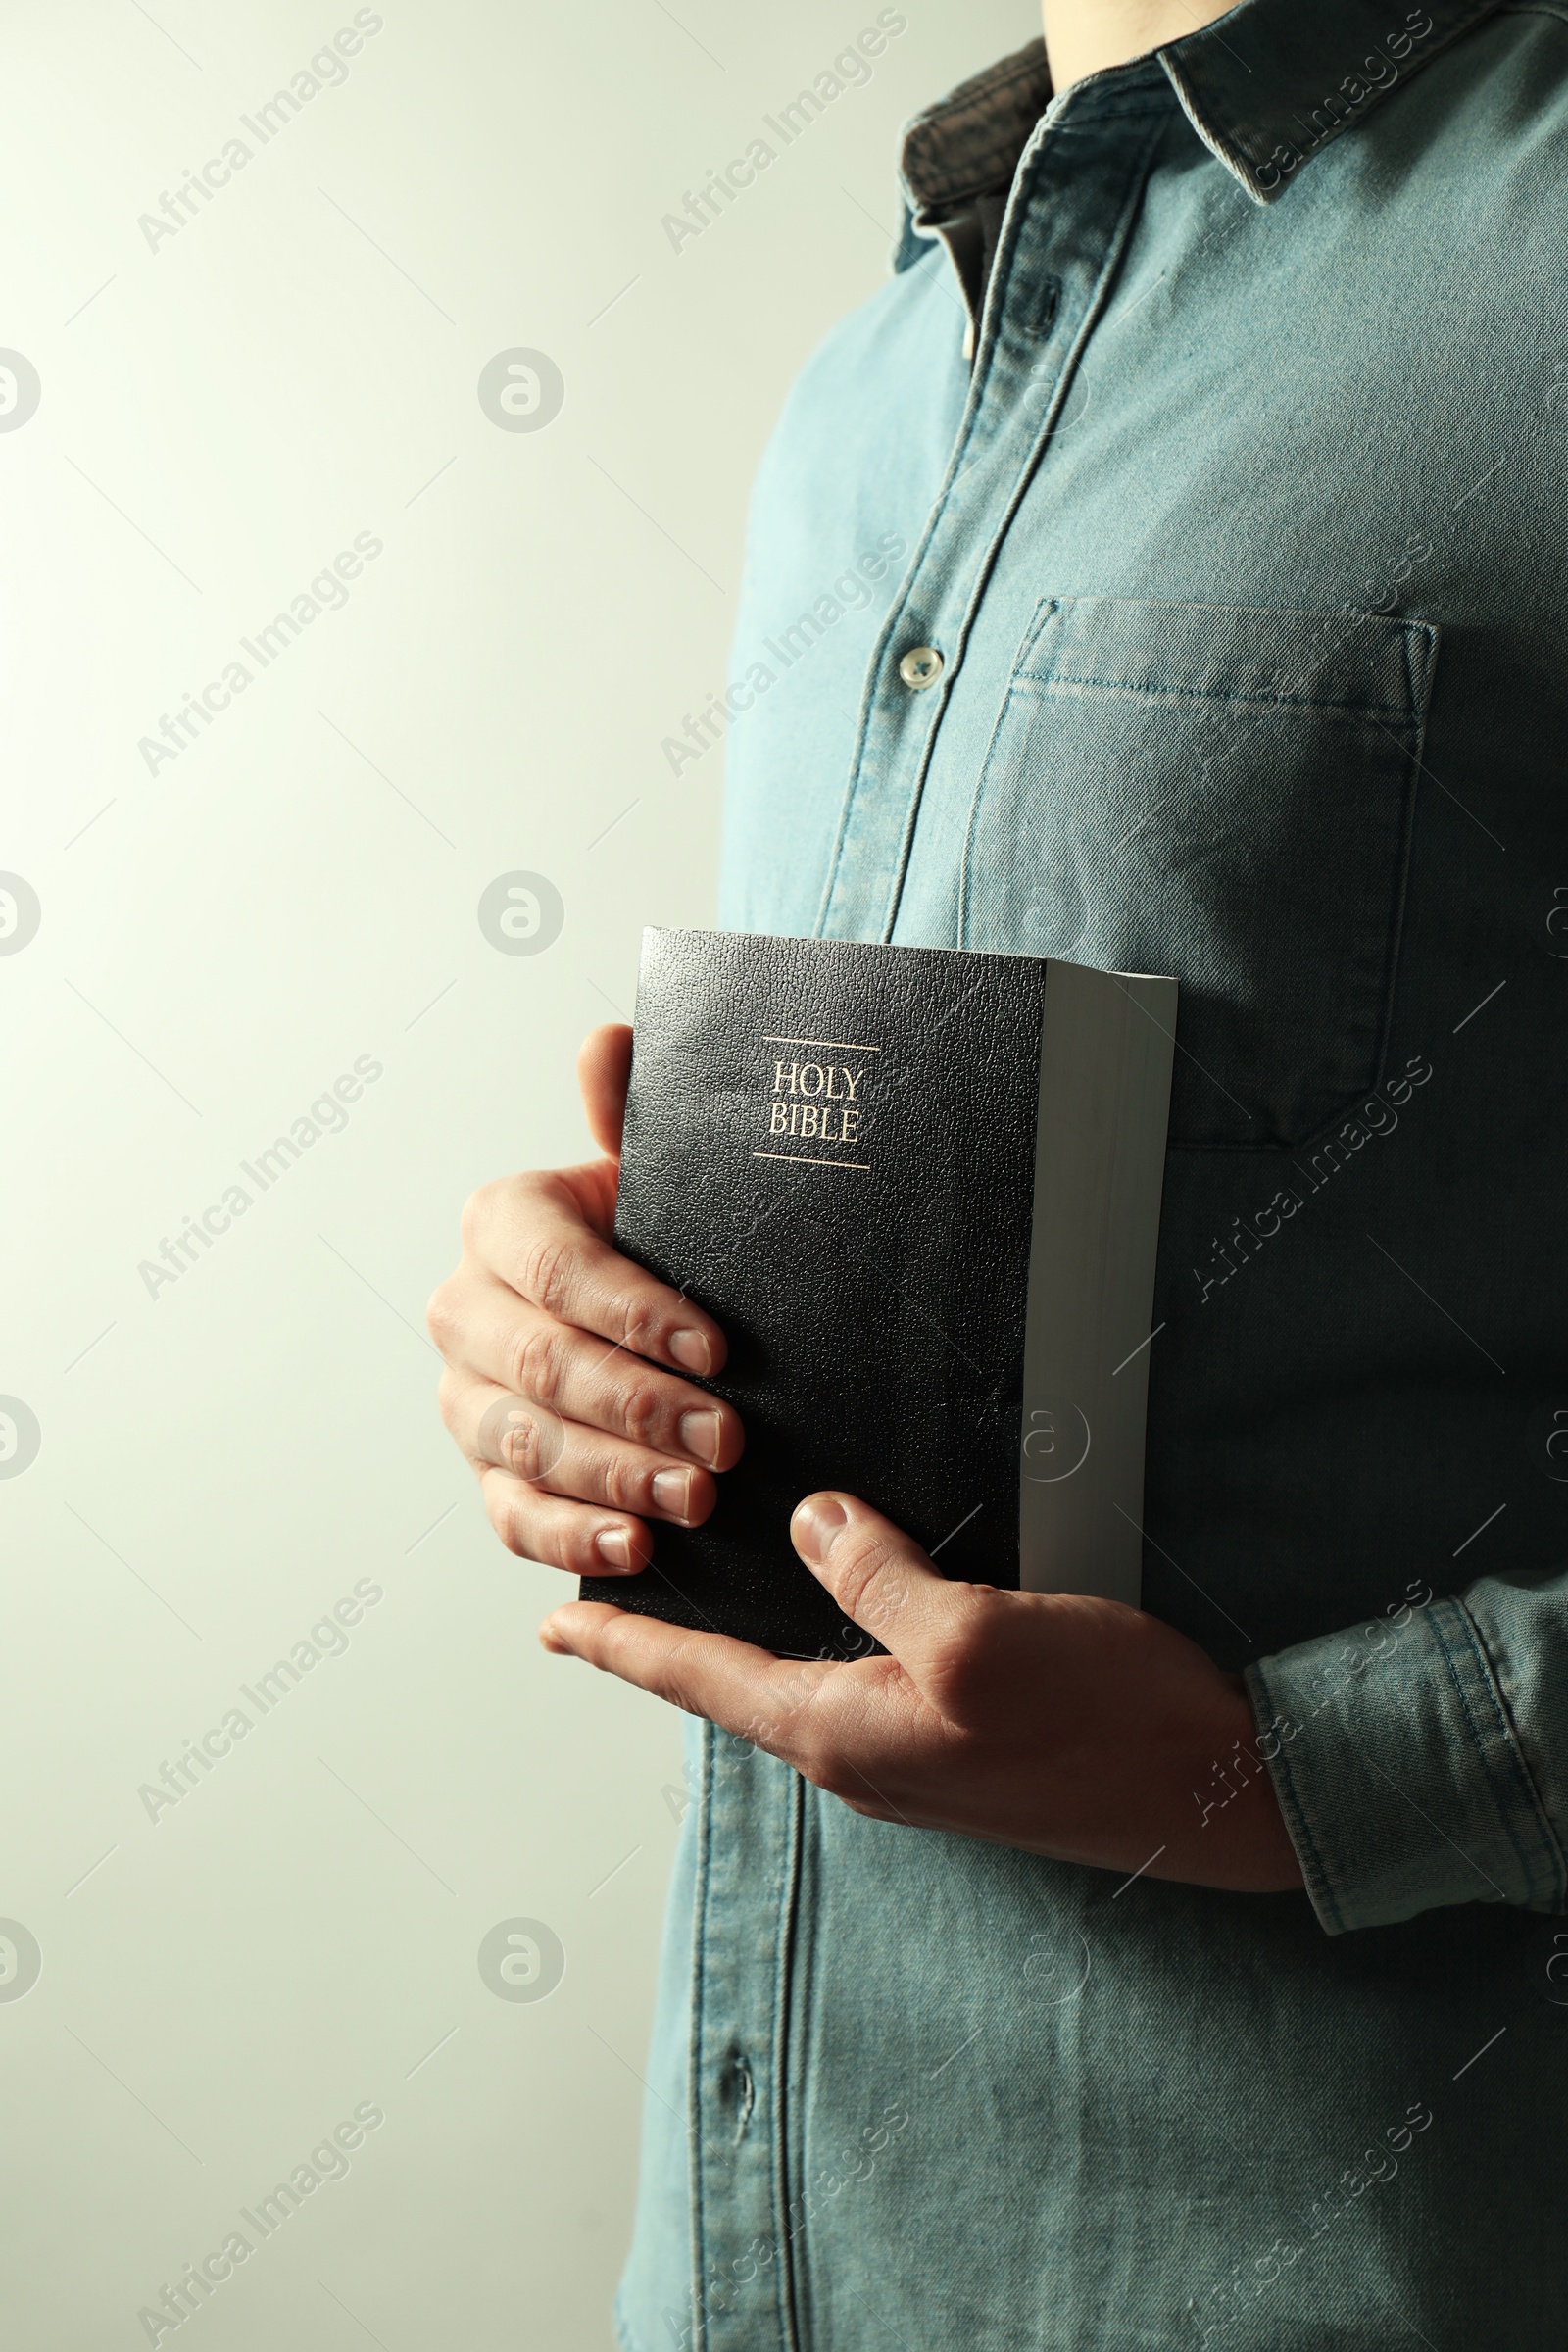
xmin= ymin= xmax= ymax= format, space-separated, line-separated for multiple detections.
xmin=957 ymin=596 xmax=1441 ymax=1151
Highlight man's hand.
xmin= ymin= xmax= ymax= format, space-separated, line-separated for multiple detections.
xmin=540 ymin=1492 xmax=1304 ymax=1894
xmin=427 ymin=1024 xmax=744 ymax=1576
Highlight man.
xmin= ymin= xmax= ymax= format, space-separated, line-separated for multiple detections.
xmin=429 ymin=0 xmax=1568 ymax=2339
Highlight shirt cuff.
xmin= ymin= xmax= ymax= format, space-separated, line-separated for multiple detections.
xmin=1244 ymin=1594 xmax=1568 ymax=1935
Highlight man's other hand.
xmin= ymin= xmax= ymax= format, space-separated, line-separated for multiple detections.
xmin=540 ymin=1490 xmax=1303 ymax=1894
xmin=427 ymin=1024 xmax=744 ymax=1577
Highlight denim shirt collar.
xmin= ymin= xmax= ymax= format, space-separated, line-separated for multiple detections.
xmin=899 ymin=0 xmax=1505 ymax=220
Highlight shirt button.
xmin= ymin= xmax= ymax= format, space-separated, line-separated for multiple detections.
xmin=898 ymin=644 xmax=943 ymax=690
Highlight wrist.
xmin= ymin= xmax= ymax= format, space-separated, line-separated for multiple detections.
xmin=1176 ymin=1672 xmax=1304 ymax=1893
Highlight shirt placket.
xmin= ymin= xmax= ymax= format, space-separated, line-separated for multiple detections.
xmin=815 ymin=80 xmax=1176 ymax=949
xmin=688 ymin=1727 xmax=806 ymax=2352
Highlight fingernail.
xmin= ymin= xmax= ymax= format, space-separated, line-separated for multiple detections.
xmin=539 ymin=1619 xmax=569 ymax=1653
xmin=652 ymin=1468 xmax=692 ymax=1520
xmin=594 ymin=1526 xmax=632 ymax=1570
xmin=791 ymin=1494 xmax=848 ymax=1566
xmin=669 ymin=1327 xmax=710 ymax=1373
xmin=678 ymin=1408 xmax=722 ymax=1467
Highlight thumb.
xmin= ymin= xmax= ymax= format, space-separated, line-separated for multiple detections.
xmin=578 ymin=1023 xmax=632 ymax=1160
xmin=790 ymin=1492 xmax=970 ymax=1674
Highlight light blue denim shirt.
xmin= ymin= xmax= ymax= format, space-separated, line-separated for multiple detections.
xmin=616 ymin=4 xmax=1568 ymax=2343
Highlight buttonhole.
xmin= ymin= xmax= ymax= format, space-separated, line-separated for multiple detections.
xmin=1025 ymin=275 xmax=1061 ymax=342
xmin=732 ymin=2051 xmax=756 ymax=2141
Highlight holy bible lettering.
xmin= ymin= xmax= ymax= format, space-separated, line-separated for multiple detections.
xmin=764 ymin=1050 xmax=869 ymax=1150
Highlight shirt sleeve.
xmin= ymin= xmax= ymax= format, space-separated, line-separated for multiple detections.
xmin=1243 ymin=1568 xmax=1568 ymax=1935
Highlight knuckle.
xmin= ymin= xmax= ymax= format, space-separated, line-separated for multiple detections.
xmin=489 ymin=1480 xmax=536 ymax=1560
xmin=613 ymin=1288 xmax=662 ymax=1359
xmin=928 ymin=1645 xmax=984 ymax=1718
xmin=841 ymin=1524 xmax=896 ymax=1581
xmin=519 ymin=1231 xmax=575 ymax=1321
xmin=491 ymin=1405 xmax=541 ymax=1479
xmin=511 ymin=1320 xmax=563 ymax=1408
xmin=927 ymin=1589 xmax=1004 ymax=1712
xmin=425 ymin=1280 xmax=459 ymax=1355
xmin=654 ymin=1672 xmax=703 ymax=1720
xmin=642 ymin=1632 xmax=708 ymax=1719
xmin=769 ymin=1688 xmax=831 ymax=1781
xmin=458 ymin=1181 xmax=497 ymax=1252
xmin=953 ymin=1583 xmax=1008 ymax=1651
xmin=835 ymin=1529 xmax=903 ymax=1618
xmin=599 ymin=1452 xmax=641 ymax=1512
xmin=616 ymin=1375 xmax=666 ymax=1447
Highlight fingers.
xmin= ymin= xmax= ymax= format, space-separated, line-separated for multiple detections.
xmin=539 ymin=1601 xmax=926 ymax=1820
xmin=433 ymin=1282 xmax=743 ymax=1468
xmin=481 ymin=1472 xmax=654 ymax=1578
xmin=538 ymin=1601 xmax=836 ymax=1744
xmin=578 ymin=1024 xmax=632 ymax=1160
xmin=790 ymin=1493 xmax=984 ymax=1680
xmin=444 ymin=1372 xmax=718 ymax=1525
xmin=431 ymin=1081 xmax=741 ymax=1585
xmin=461 ymin=1171 xmax=726 ymax=1377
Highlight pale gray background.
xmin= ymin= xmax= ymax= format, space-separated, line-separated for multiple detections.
xmin=0 ymin=2 xmax=1032 ymax=2342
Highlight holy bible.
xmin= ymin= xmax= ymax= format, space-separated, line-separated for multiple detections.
xmin=581 ymin=927 xmax=1177 ymax=1660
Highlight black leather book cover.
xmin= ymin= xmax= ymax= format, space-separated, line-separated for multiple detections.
xmin=580 ymin=926 xmax=1049 ymax=1659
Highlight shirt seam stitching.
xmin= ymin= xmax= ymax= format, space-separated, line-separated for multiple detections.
xmin=880 ymin=108 xmax=1171 ymax=941
xmin=1244 ymin=1659 xmax=1348 ymax=1933
xmin=1400 ymin=618 xmax=1423 ymax=713
xmin=1444 ymin=1598 xmax=1568 ymax=1908
xmin=1274 ymin=1723 xmax=1346 ymax=1931
xmin=1004 ymin=673 xmax=1423 ymax=717
xmin=771 ymin=1768 xmax=807 ymax=2351
xmin=1163 ymin=0 xmax=1510 ymax=200
xmin=688 ymin=1722 xmax=714 ymax=2352
xmin=1428 ymin=1596 xmax=1540 ymax=1900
